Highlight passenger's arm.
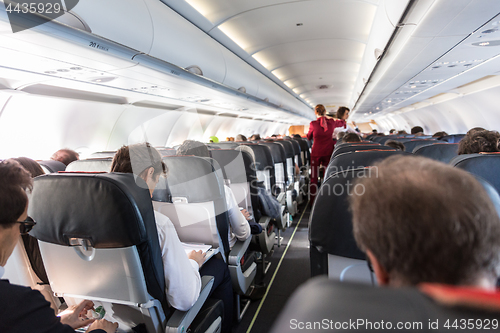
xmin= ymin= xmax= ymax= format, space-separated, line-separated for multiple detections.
xmin=154 ymin=212 xmax=202 ymax=311
xmin=224 ymin=186 xmax=251 ymax=242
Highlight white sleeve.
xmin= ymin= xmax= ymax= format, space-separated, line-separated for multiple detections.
xmin=346 ymin=125 xmax=358 ymax=133
xmin=154 ymin=211 xmax=202 ymax=311
xmin=224 ymin=185 xmax=251 ymax=248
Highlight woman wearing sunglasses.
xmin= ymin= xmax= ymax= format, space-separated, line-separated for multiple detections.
xmin=0 ymin=160 xmax=118 ymax=333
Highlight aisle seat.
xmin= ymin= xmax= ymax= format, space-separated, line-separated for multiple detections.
xmin=66 ymin=158 xmax=112 ymax=172
xmin=38 ymin=160 xmax=66 ymax=173
xmin=451 ymin=153 xmax=500 ymax=193
xmin=30 ymin=173 xmax=222 ymax=333
xmin=403 ymin=139 xmax=438 ymax=153
xmin=439 ymin=134 xmax=465 ymax=143
xmin=413 ymin=143 xmax=458 ymax=163
xmin=331 ymin=144 xmax=394 ymax=160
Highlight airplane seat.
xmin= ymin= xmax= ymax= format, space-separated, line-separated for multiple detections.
xmin=30 ymin=172 xmax=222 ymax=333
xmin=207 ymin=142 xmax=240 ymax=149
xmin=38 ymin=160 xmax=66 ymax=173
xmin=275 ymin=140 xmax=298 ymax=217
xmin=65 ymin=158 xmax=112 ymax=172
xmin=403 ymin=139 xmax=438 ymax=153
xmin=152 ymin=156 xmax=230 ymax=261
xmin=270 ymin=277 xmax=500 ymax=333
xmin=331 ymin=144 xmax=394 ymax=161
xmin=438 ymin=134 xmax=466 ymax=143
xmin=326 ymin=150 xmax=410 ymax=179
xmin=309 ymin=168 xmax=375 ymax=284
xmin=335 ymin=142 xmax=380 ymax=149
xmin=286 ymin=139 xmax=306 ymax=205
xmin=371 ymin=136 xmax=387 ymax=143
xmin=156 ymin=148 xmax=177 ymax=157
xmin=3 ymin=235 xmax=61 ymax=313
xmin=451 ymin=154 xmax=500 ymax=193
xmin=152 ymin=155 xmax=256 ymax=320
xmin=292 ymin=138 xmax=310 ymax=195
xmin=413 ymin=143 xmax=459 ymax=163
xmin=89 ymin=151 xmax=116 ymax=158
xmin=235 ymin=145 xmax=277 ymax=256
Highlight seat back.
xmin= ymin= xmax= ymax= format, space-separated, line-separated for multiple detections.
xmin=275 ymin=140 xmax=295 ymax=185
xmin=326 ymin=150 xmax=410 ymax=178
xmin=309 ymin=168 xmax=375 ymax=283
xmin=403 ymin=139 xmax=438 ymax=153
xmin=89 ymin=151 xmax=116 ymax=158
xmin=286 ymin=139 xmax=302 ymax=168
xmin=332 ymin=144 xmax=394 ymax=160
xmin=66 ymin=158 xmax=112 ymax=172
xmin=271 ymin=278 xmax=500 ymax=333
xmin=152 ymin=156 xmax=230 ymax=260
xmin=413 ymin=143 xmax=459 ymax=163
xmin=241 ymin=143 xmax=276 ymax=195
xmin=30 ymin=173 xmax=167 ymax=331
xmin=207 ymin=142 xmax=240 ymax=149
xmin=261 ymin=142 xmax=288 ymax=193
xmin=38 ymin=160 xmax=66 ymax=173
xmin=156 ymin=148 xmax=177 ymax=157
xmin=293 ymin=137 xmax=310 ymax=167
xmin=451 ymin=154 xmax=500 ymax=193
xmin=439 ymin=134 xmax=465 ymax=143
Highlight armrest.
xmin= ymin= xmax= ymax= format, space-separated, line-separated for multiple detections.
xmin=228 ymin=236 xmax=251 ymax=266
xmin=165 ymin=276 xmax=215 ymax=333
xmin=277 ymin=192 xmax=286 ymax=205
xmin=259 ymin=216 xmax=271 ymax=229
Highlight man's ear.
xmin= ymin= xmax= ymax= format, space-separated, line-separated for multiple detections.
xmin=366 ymin=250 xmax=390 ymax=286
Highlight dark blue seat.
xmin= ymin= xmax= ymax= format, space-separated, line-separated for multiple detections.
xmin=451 ymin=154 xmax=500 ymax=193
xmin=403 ymin=139 xmax=438 ymax=153
xmin=326 ymin=150 xmax=410 ymax=178
xmin=413 ymin=143 xmax=459 ymax=163
xmin=439 ymin=134 xmax=465 ymax=143
xmin=331 ymin=144 xmax=394 ymax=160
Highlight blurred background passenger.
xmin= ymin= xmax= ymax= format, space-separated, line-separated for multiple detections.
xmin=342 ymin=133 xmax=362 ymax=143
xmin=432 ymin=131 xmax=448 ymax=139
xmin=458 ymin=130 xmax=500 ymax=155
xmin=50 ymin=149 xmax=79 ymax=166
xmin=410 ymin=126 xmax=424 ymax=136
xmin=249 ymin=134 xmax=261 ymax=141
xmin=235 ymin=134 xmax=247 ymax=142
xmin=385 ymin=140 xmax=405 ymax=151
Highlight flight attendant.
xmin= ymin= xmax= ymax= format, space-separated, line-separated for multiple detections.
xmin=307 ymin=104 xmax=347 ymax=203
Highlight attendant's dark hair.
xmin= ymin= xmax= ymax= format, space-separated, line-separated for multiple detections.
xmin=458 ymin=130 xmax=500 ymax=155
xmin=336 ymin=106 xmax=350 ymax=119
xmin=111 ymin=143 xmax=166 ymax=179
xmin=314 ymin=104 xmax=326 ymax=116
xmin=351 ymin=156 xmax=500 ymax=286
xmin=0 ymin=160 xmax=33 ymax=228
xmin=177 ymin=140 xmax=210 ymax=158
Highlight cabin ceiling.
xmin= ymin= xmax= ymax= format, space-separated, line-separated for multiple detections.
xmin=161 ymin=0 xmax=410 ymax=114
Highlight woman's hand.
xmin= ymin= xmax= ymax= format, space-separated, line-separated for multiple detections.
xmin=86 ymin=319 xmax=119 ymax=333
xmin=59 ymin=300 xmax=95 ymax=329
xmin=241 ymin=209 xmax=252 ymax=220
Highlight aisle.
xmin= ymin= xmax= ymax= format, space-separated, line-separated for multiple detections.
xmin=233 ymin=203 xmax=311 ymax=333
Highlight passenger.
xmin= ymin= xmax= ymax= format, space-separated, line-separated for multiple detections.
xmin=342 ymin=133 xmax=362 ymax=143
xmin=176 ymin=140 xmax=253 ymax=244
xmin=0 ymin=160 xmax=117 ymax=333
xmin=467 ymin=127 xmax=486 ymax=136
xmin=292 ymin=134 xmax=302 ymax=139
xmin=307 ymin=104 xmax=347 ymax=203
xmin=50 ymin=149 xmax=79 ymax=166
xmin=410 ymin=126 xmax=424 ymax=135
xmin=432 ymin=131 xmax=448 ymax=138
xmin=227 ymin=137 xmax=235 ymax=142
xmin=110 ymin=144 xmax=205 ymax=312
xmin=235 ymin=134 xmax=247 ymax=142
xmin=350 ymin=156 xmax=500 ymax=289
xmin=458 ymin=130 xmax=500 ymax=155
xmin=249 ymin=134 xmax=261 ymax=141
xmin=389 ymin=129 xmax=397 ymax=134
xmin=336 ymin=131 xmax=346 ymax=143
xmin=11 ymin=157 xmax=44 ymax=178
xmin=397 ymin=130 xmax=407 ymax=135
xmin=385 ymin=140 xmax=405 ymax=151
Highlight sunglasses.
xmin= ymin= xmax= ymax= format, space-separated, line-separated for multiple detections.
xmin=16 ymin=216 xmax=36 ymax=234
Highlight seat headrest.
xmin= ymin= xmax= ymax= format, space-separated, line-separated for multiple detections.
xmin=275 ymin=140 xmax=295 ymax=158
xmin=403 ymin=139 xmax=438 ymax=153
xmin=413 ymin=143 xmax=458 ymax=163
xmin=332 ymin=145 xmax=394 ymax=159
xmin=30 ymin=173 xmax=154 ymax=248
xmin=207 ymin=142 xmax=240 ymax=149
xmin=89 ymin=151 xmax=116 ymax=158
xmin=310 ymin=167 xmax=371 ymax=260
xmin=209 ymin=149 xmax=248 ymax=184
xmin=261 ymin=142 xmax=286 ymax=163
xmin=66 ymin=158 xmax=112 ymax=172
xmin=157 ymin=156 xmax=224 ymax=203
xmin=439 ymin=134 xmax=465 ymax=143
xmin=327 ymin=151 xmax=410 ymax=178
xmin=240 ymin=144 xmax=274 ymax=170
xmin=38 ymin=160 xmax=66 ymax=173
xmin=451 ymin=154 xmax=500 ymax=194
